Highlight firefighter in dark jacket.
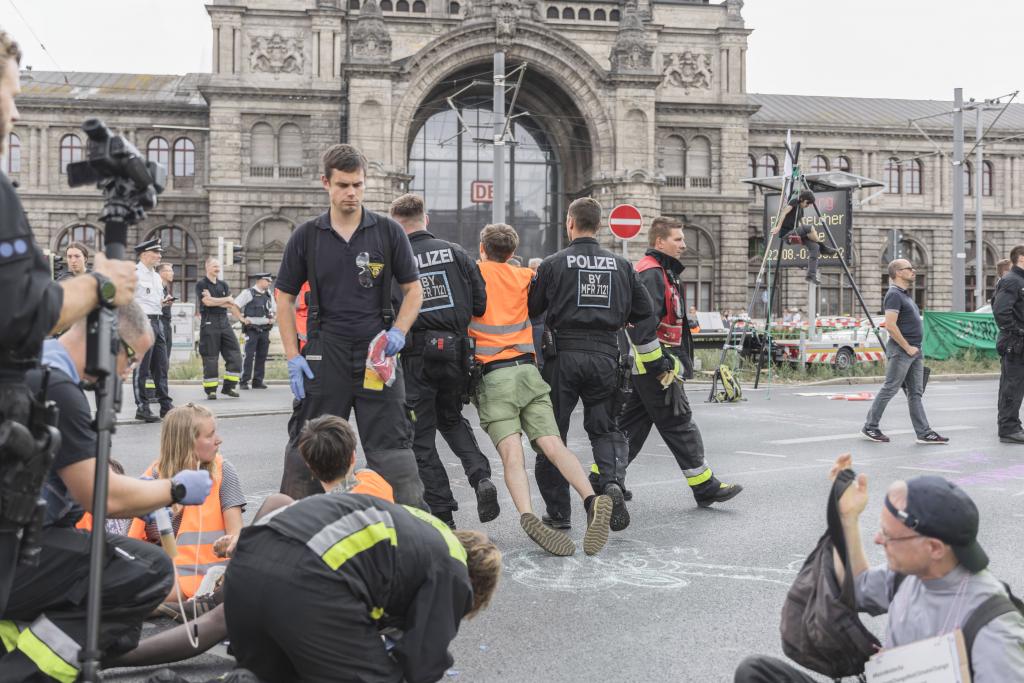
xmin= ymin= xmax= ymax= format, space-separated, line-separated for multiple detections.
xmin=620 ymin=216 xmax=744 ymax=507
xmin=234 ymin=272 xmax=276 ymax=390
xmin=993 ymin=245 xmax=1024 ymax=444
xmin=196 ymin=256 xmax=245 ymax=399
xmin=527 ymin=197 xmax=668 ymax=532
xmin=223 ymin=493 xmax=502 ymax=683
xmin=389 ymin=194 xmax=498 ymax=528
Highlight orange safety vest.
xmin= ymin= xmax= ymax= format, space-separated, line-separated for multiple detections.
xmin=295 ymin=282 xmax=311 ymax=351
xmin=128 ymin=454 xmax=228 ymax=599
xmin=351 ymin=469 xmax=395 ymax=502
xmin=75 ymin=513 xmax=94 ymax=532
xmin=470 ymin=261 xmax=537 ymax=363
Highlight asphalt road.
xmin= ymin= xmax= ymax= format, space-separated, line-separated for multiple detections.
xmin=102 ymin=379 xmax=1024 ymax=682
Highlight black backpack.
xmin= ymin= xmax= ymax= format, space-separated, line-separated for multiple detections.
xmin=779 ymin=469 xmax=880 ymax=679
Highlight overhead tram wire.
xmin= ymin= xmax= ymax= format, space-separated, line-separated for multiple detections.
xmin=6 ymin=0 xmax=69 ymax=84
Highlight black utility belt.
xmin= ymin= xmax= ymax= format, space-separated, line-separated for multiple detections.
xmin=544 ymin=330 xmax=619 ymax=359
xmin=482 ymin=354 xmax=534 ymax=376
xmin=147 ymin=314 xmax=161 ymax=321
xmin=413 ymin=329 xmax=472 ymax=365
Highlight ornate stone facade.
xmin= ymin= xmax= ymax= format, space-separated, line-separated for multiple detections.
xmin=8 ymin=0 xmax=1024 ymax=315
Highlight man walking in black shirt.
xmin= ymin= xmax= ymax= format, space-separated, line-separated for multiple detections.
xmin=196 ymin=257 xmax=245 ymax=399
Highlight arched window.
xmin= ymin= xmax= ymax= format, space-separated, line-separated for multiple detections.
xmin=246 ymin=217 xmax=296 ymax=281
xmin=747 ymin=154 xmax=755 ymax=178
xmin=883 ymin=157 xmax=901 ymax=194
xmin=686 ymin=136 xmax=711 ymax=188
xmin=278 ymin=124 xmax=303 ymax=177
xmin=982 ymin=160 xmax=993 ymax=197
xmin=546 ymin=6 xmax=558 ymax=17
xmin=396 ymin=0 xmax=409 ymax=10
xmin=593 ymin=8 xmax=606 ymax=19
xmin=146 ymin=226 xmax=199 ymax=302
xmin=902 ymin=159 xmax=922 ymax=194
xmin=413 ymin=0 xmax=426 ymax=10
xmin=881 ymin=237 xmax=927 ymax=310
xmin=56 ymin=224 xmax=104 ymax=255
xmin=756 ymin=154 xmax=777 ymax=177
xmin=173 ymin=137 xmax=195 ymax=177
xmin=833 ymin=155 xmax=851 ymax=172
xmin=681 ymin=226 xmax=715 ymax=310
xmin=578 ymin=7 xmax=590 ymax=19
xmin=562 ymin=7 xmax=574 ymax=19
xmin=448 ymin=0 xmax=460 ymax=11
xmin=250 ymin=123 xmax=275 ymax=177
xmin=609 ymin=8 xmax=620 ymax=20
xmin=60 ymin=134 xmax=83 ymax=174
xmin=380 ymin=0 xmax=393 ymax=10
xmin=662 ymin=135 xmax=685 ymax=186
xmin=963 ymin=161 xmax=973 ymax=196
xmin=5 ymin=132 xmax=20 ymax=174
xmin=349 ymin=0 xmax=360 ymax=9
xmin=810 ymin=155 xmax=829 ymax=173
xmin=147 ymin=136 xmax=169 ymax=168
xmin=965 ymin=240 xmax=999 ymax=308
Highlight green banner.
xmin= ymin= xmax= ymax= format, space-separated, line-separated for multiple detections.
xmin=922 ymin=311 xmax=999 ymax=360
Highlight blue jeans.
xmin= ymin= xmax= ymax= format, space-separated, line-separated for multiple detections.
xmin=864 ymin=341 xmax=931 ymax=437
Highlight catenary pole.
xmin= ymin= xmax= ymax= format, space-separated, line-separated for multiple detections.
xmin=974 ymin=106 xmax=984 ymax=309
xmin=951 ymin=88 xmax=966 ymax=312
xmin=492 ymin=51 xmax=506 ymax=225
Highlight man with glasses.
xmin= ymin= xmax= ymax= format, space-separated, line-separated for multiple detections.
xmin=862 ymin=258 xmax=948 ymax=444
xmin=274 ymin=144 xmax=425 ymax=507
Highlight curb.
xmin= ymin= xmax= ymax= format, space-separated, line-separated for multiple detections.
xmin=799 ymin=372 xmax=1000 ymax=387
xmin=116 ymin=408 xmax=292 ymax=426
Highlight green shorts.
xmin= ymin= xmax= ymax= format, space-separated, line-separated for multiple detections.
xmin=475 ymin=363 xmax=559 ymax=447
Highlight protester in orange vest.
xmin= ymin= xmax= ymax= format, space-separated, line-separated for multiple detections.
xmin=75 ymin=458 xmax=132 ymax=536
xmin=128 ymin=403 xmax=246 ymax=601
xmin=108 ymin=416 xmax=396 ymax=668
xmin=468 ymin=223 xmax=612 ymax=557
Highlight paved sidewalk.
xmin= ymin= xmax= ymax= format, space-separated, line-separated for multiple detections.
xmin=86 ymin=382 xmax=294 ymax=425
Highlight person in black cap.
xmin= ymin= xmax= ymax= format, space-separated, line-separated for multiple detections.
xmin=734 ymin=453 xmax=1024 ymax=683
xmin=234 ymin=272 xmax=276 ymax=390
xmin=770 ymin=189 xmax=839 ymax=285
xmin=133 ymin=238 xmax=174 ymax=422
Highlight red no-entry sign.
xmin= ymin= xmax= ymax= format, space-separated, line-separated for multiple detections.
xmin=609 ymin=204 xmax=643 ymax=240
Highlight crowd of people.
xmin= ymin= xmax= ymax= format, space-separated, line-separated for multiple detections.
xmin=1 ymin=22 xmax=1023 ymax=682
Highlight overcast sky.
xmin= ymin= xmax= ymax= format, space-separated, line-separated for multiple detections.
xmin=1 ymin=0 xmax=1020 ymax=101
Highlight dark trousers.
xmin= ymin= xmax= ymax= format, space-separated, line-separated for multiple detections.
xmin=732 ymin=655 xmax=818 ymax=682
xmin=785 ymin=224 xmax=835 ymax=279
xmin=199 ymin=316 xmax=242 ymax=394
xmin=225 ymin=529 xmax=403 ymax=683
xmin=620 ymin=368 xmax=718 ymax=499
xmin=162 ymin=317 xmax=172 ymax=364
xmin=134 ymin=316 xmax=172 ymax=414
xmin=0 ymin=527 xmax=173 ymax=682
xmin=402 ymin=352 xmax=490 ymax=514
xmin=535 ymin=348 xmax=626 ymax=520
xmin=998 ymin=350 xmax=1024 ymax=436
xmin=242 ymin=327 xmax=271 ymax=385
xmin=280 ymin=331 xmax=425 ymax=509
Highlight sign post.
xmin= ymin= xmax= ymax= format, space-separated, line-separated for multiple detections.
xmin=609 ymin=203 xmax=643 ymax=258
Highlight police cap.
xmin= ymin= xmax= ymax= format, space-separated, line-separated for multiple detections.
xmin=252 ymin=272 xmax=273 ymax=281
xmin=134 ymin=238 xmax=163 ymax=255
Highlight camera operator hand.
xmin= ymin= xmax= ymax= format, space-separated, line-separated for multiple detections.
xmin=92 ymin=253 xmax=138 ymax=306
xmin=172 ymin=469 xmax=213 ymax=505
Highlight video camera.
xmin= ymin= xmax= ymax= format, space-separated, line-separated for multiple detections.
xmin=67 ymin=118 xmax=166 ymax=213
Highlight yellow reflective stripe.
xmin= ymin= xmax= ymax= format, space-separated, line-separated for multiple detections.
xmin=202 ymin=380 xmax=219 ymax=388
xmin=636 ymin=346 xmax=663 ymax=364
xmin=402 ymin=505 xmax=467 ymax=564
xmin=634 ymin=339 xmax=660 ymax=355
xmin=321 ymin=522 xmax=397 ymax=571
xmin=468 ymin=319 xmax=531 ymax=335
xmin=590 ymin=463 xmax=600 ymax=474
xmin=685 ymin=468 xmax=713 ymax=487
xmin=144 ymin=380 xmax=156 ymax=389
xmin=18 ymin=628 xmax=79 ymax=683
xmin=370 ymin=606 xmax=384 ymax=620
xmin=223 ymin=374 xmax=240 ymax=382
xmin=0 ymin=620 xmax=20 ymax=652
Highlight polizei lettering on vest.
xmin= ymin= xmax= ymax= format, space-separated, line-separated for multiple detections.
xmin=566 ymin=254 xmax=616 ymax=270
xmin=416 ymin=248 xmax=455 ymax=269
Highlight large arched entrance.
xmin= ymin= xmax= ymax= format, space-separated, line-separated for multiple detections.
xmin=406 ymin=63 xmax=593 ymax=261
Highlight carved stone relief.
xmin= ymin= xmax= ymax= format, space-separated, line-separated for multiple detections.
xmin=661 ymin=52 xmax=712 ymax=93
xmin=249 ymin=34 xmax=304 ymax=74
xmin=352 ymin=0 xmax=392 ymax=61
xmin=609 ymin=5 xmax=653 ymax=72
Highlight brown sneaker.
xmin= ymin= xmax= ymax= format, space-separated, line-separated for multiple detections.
xmin=520 ymin=513 xmax=575 ymax=556
xmin=583 ymin=494 xmax=612 ymax=556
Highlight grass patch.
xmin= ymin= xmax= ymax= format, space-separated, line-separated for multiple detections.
xmin=169 ymin=356 xmax=290 ymax=381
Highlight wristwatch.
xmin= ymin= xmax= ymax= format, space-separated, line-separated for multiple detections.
xmin=90 ymin=272 xmax=117 ymax=309
xmin=169 ymin=479 xmax=186 ymax=504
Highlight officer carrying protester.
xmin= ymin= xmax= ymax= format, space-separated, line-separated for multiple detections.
xmin=274 ymin=143 xmax=426 ymax=507
xmin=234 ymin=272 xmax=276 ymax=390
xmin=195 ymin=257 xmax=245 ymax=400
xmin=993 ymin=244 xmax=1024 ymax=444
xmin=389 ymin=193 xmax=498 ymax=528
xmin=527 ymin=196 xmax=666 ymax=532
xmin=133 ymin=238 xmax=174 ymax=422
xmin=620 ymin=216 xmax=744 ymax=508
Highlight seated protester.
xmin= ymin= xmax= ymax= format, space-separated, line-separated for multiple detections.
xmin=2 ymin=302 xmax=212 ymax=682
xmin=107 ymin=414 xmax=395 ymax=669
xmin=735 ymin=453 xmax=1024 ymax=683
xmin=75 ymin=458 xmax=132 ymax=535
xmin=128 ymin=403 xmax=246 ymax=601
xmin=470 ymin=223 xmax=612 ymax=557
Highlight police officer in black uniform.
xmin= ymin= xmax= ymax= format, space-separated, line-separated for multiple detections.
xmin=527 ymin=197 xmax=667 ymax=532
xmin=993 ymin=245 xmax=1024 ymax=444
xmin=195 ymin=256 xmax=245 ymax=399
xmin=389 ymin=194 xmax=497 ymax=528
xmin=620 ymin=216 xmax=743 ymax=508
xmin=235 ymin=272 xmax=276 ymax=390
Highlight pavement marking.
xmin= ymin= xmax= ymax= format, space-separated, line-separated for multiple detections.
xmin=896 ymin=465 xmax=962 ymax=474
xmin=735 ymin=450 xmax=788 ymax=458
xmin=1013 ymin=489 xmax=1024 ymax=497
xmin=769 ymin=425 xmax=975 ymax=444
xmin=931 ymin=406 xmax=993 ymax=412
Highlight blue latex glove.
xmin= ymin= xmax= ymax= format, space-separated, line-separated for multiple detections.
xmin=139 ymin=506 xmax=170 ymax=525
xmin=172 ymin=469 xmax=213 ymax=505
xmin=384 ymin=328 xmax=406 ymax=357
xmin=287 ymin=355 xmax=314 ymax=400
